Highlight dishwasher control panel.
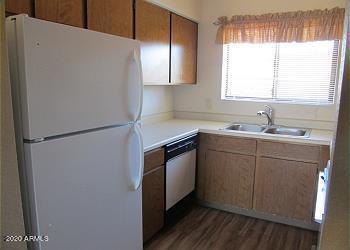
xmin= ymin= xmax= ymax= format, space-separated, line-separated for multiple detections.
xmin=165 ymin=134 xmax=198 ymax=161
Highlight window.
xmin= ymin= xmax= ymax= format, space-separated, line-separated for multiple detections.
xmin=222 ymin=40 xmax=340 ymax=104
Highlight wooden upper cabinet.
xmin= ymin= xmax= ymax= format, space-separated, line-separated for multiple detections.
xmin=6 ymin=0 xmax=34 ymax=16
xmin=171 ymin=13 xmax=198 ymax=84
xmin=135 ymin=0 xmax=170 ymax=84
xmin=35 ymin=0 xmax=86 ymax=27
xmin=87 ymin=0 xmax=133 ymax=38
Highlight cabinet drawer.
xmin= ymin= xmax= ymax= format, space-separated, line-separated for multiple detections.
xmin=258 ymin=141 xmax=320 ymax=163
xmin=205 ymin=134 xmax=256 ymax=155
xmin=144 ymin=148 xmax=165 ymax=174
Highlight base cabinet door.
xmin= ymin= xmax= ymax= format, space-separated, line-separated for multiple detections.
xmin=254 ymin=157 xmax=317 ymax=222
xmin=142 ymin=165 xmax=164 ymax=242
xmin=202 ymin=150 xmax=255 ymax=209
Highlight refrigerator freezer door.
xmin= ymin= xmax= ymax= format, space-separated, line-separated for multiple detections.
xmin=7 ymin=15 xmax=142 ymax=140
xmin=24 ymin=125 xmax=142 ymax=250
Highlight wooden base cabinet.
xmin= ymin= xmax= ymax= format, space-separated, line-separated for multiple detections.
xmin=204 ymin=150 xmax=255 ymax=209
xmin=142 ymin=165 xmax=164 ymax=242
xmin=143 ymin=148 xmax=165 ymax=242
xmin=197 ymin=134 xmax=256 ymax=209
xmin=197 ymin=133 xmax=329 ymax=226
xmin=254 ymin=157 xmax=318 ymax=222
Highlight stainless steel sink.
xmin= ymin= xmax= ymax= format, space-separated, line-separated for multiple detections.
xmin=264 ymin=127 xmax=310 ymax=137
xmin=222 ymin=123 xmax=311 ymax=137
xmin=224 ymin=124 xmax=266 ymax=132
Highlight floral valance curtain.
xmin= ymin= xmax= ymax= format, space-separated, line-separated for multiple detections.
xmin=215 ymin=7 xmax=345 ymax=44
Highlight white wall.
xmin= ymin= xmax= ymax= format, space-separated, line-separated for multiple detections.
xmin=142 ymin=86 xmax=173 ymax=117
xmin=173 ymin=0 xmax=346 ymax=130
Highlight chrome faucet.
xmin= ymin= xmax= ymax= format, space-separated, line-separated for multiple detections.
xmin=257 ymin=105 xmax=274 ymax=126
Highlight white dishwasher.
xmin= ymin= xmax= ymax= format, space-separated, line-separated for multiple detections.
xmin=165 ymin=135 xmax=198 ymax=210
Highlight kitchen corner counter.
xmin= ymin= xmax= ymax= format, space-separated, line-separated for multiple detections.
xmin=141 ymin=119 xmax=333 ymax=152
xmin=142 ymin=119 xmax=228 ymax=152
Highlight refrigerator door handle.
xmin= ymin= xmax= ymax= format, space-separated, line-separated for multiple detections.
xmin=132 ymin=49 xmax=143 ymax=122
xmin=127 ymin=123 xmax=144 ymax=191
xmin=134 ymin=123 xmax=144 ymax=190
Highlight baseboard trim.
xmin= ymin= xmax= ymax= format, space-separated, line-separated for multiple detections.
xmin=197 ymin=200 xmax=320 ymax=231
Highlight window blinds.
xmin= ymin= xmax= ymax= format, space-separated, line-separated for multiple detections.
xmin=222 ymin=40 xmax=339 ymax=104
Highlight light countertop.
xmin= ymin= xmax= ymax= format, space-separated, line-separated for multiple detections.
xmin=142 ymin=119 xmax=333 ymax=152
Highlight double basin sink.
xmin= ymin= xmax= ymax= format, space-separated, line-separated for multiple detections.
xmin=222 ymin=123 xmax=311 ymax=137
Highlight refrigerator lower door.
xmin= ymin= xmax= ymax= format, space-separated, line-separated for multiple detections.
xmin=23 ymin=125 xmax=143 ymax=250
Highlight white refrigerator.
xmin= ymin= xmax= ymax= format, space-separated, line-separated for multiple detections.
xmin=6 ymin=15 xmax=144 ymax=250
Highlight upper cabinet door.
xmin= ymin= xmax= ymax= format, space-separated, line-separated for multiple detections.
xmin=6 ymin=0 xmax=34 ymax=16
xmin=171 ymin=14 xmax=198 ymax=84
xmin=135 ymin=0 xmax=170 ymax=84
xmin=87 ymin=0 xmax=133 ymax=39
xmin=35 ymin=0 xmax=86 ymax=28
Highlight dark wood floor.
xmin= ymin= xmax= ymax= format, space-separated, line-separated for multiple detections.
xmin=145 ymin=205 xmax=318 ymax=250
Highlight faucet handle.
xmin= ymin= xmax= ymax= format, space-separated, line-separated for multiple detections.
xmin=264 ymin=105 xmax=273 ymax=115
xmin=264 ymin=105 xmax=272 ymax=110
